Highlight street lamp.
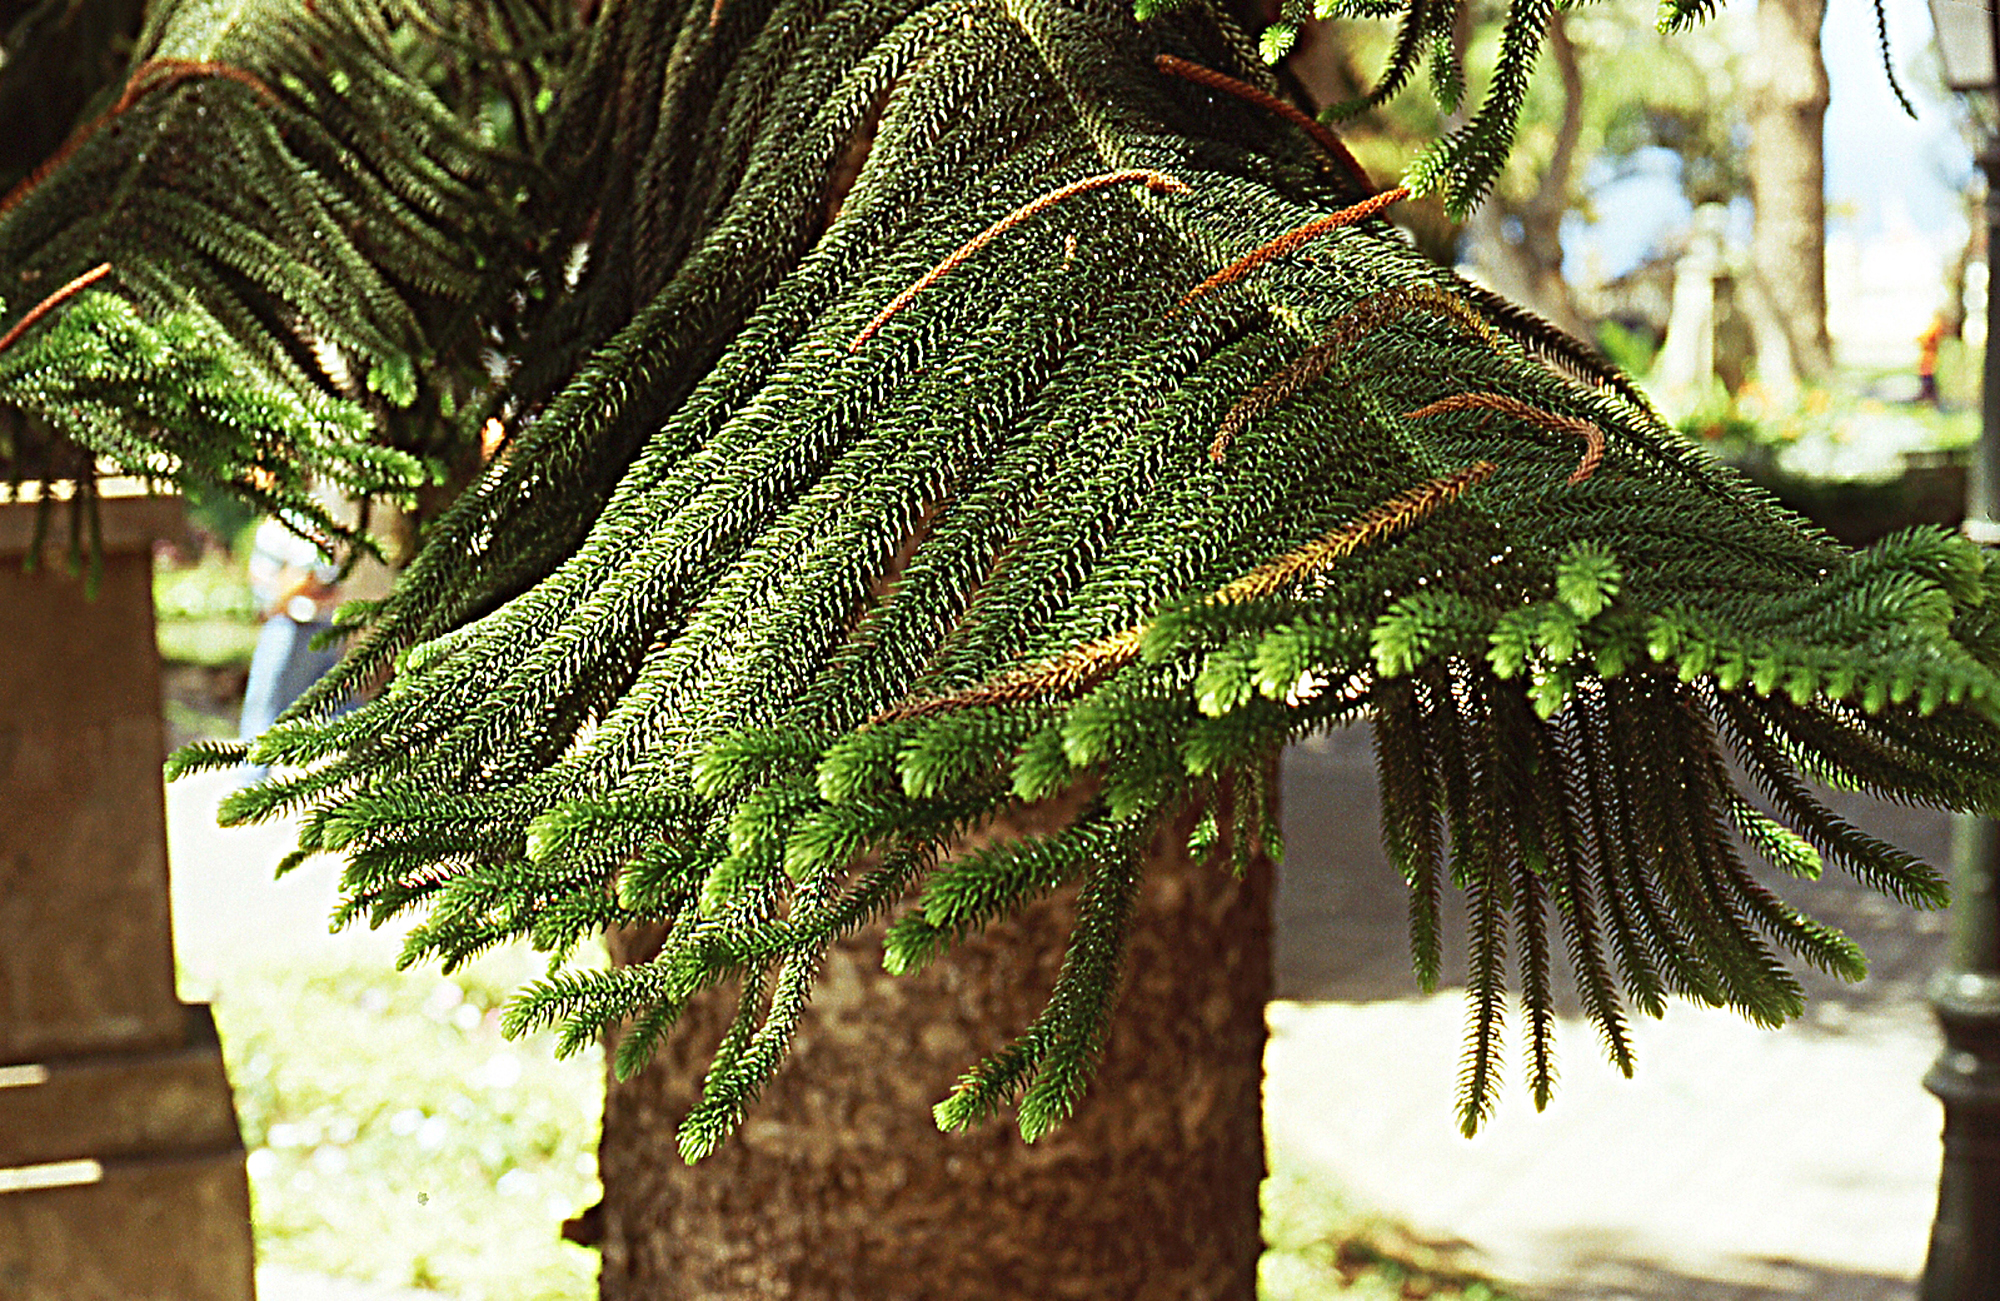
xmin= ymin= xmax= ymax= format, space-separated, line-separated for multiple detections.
xmin=1921 ymin=3 xmax=2000 ymax=1297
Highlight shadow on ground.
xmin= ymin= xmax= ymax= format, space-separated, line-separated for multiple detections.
xmin=1537 ymin=1247 xmax=1915 ymax=1301
xmin=1271 ymin=722 xmax=1950 ymax=1301
xmin=1277 ymin=722 xmax=1955 ymax=1019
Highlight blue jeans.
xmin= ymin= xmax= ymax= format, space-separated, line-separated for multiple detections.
xmin=238 ymin=617 xmax=344 ymax=779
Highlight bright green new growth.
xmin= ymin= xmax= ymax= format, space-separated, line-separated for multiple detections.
xmin=12 ymin=0 xmax=2000 ymax=1149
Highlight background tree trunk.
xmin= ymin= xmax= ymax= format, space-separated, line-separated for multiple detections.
xmin=595 ymin=786 xmax=1274 ymax=1300
xmin=1746 ymin=0 xmax=1831 ymax=387
xmin=1465 ymin=13 xmax=1591 ymax=341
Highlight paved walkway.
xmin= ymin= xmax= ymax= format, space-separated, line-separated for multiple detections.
xmin=1273 ymin=727 xmax=1954 ymax=1300
xmin=166 ymin=726 xmax=1958 ymax=1300
xmin=167 ymin=771 xmax=411 ymax=1000
xmin=166 ymin=772 xmax=447 ymax=1301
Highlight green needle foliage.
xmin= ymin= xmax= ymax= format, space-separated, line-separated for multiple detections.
xmin=9 ymin=0 xmax=2000 ymax=1149
xmin=0 ymin=0 xmax=562 ymax=542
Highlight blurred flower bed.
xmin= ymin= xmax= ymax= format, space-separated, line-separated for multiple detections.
xmin=1680 ymin=381 xmax=1976 ymax=485
xmin=1661 ymin=349 xmax=1979 ymax=547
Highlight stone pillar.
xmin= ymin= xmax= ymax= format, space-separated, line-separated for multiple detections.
xmin=1651 ymin=203 xmax=1729 ymax=421
xmin=0 ymin=492 xmax=255 ymax=1301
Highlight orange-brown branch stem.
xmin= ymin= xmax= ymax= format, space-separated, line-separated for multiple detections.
xmin=1404 ymin=392 xmax=1603 ymax=484
xmin=850 ymin=169 xmax=1190 ymax=351
xmin=115 ymin=59 xmax=278 ymax=115
xmin=0 ymin=59 xmax=278 ymax=220
xmin=1211 ymin=284 xmax=1498 ymax=463
xmin=1210 ymin=460 xmax=1496 ymax=603
xmin=0 ymin=263 xmax=113 ymax=358
xmin=877 ymin=627 xmax=1148 ymax=722
xmin=875 ymin=461 xmax=1495 ymax=721
xmin=1177 ymin=186 xmax=1408 ymax=310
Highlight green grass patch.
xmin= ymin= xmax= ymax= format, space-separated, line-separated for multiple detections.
xmin=208 ymin=953 xmax=604 ymax=1300
xmin=156 ymin=549 xmax=259 ymax=622
xmin=158 ymin=616 xmax=262 ymax=668
xmin=157 ymin=548 xmax=262 ymax=666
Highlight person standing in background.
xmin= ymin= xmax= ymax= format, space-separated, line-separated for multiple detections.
xmin=237 ymin=510 xmax=346 ymax=779
xmin=1916 ymin=313 xmax=1947 ymax=407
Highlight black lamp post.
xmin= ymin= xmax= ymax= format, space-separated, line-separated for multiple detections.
xmin=1922 ymin=3 xmax=2000 ymax=1296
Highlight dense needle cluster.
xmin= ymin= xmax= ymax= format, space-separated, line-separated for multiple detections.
xmin=4 ymin=0 xmax=1998 ymax=1151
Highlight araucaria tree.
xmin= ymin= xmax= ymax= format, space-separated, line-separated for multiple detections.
xmin=2 ymin=0 xmax=1994 ymax=1294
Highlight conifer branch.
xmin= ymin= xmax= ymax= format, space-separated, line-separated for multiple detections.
xmin=0 ymin=60 xmax=278 ymax=220
xmin=1152 ymin=54 xmax=1374 ymax=192
xmin=1455 ymin=280 xmax=1659 ymax=417
xmin=1210 ymin=460 xmax=1495 ymax=602
xmin=0 ymin=263 xmax=112 ymax=357
xmin=1404 ymin=392 xmax=1603 ymax=483
xmin=1871 ymin=0 xmax=1917 ymax=119
xmin=10 ymin=0 xmax=1988 ymax=1148
xmin=1324 ymin=0 xmax=1434 ymax=120
xmin=850 ymin=168 xmax=1191 ymax=350
xmin=880 ymin=627 xmax=1150 ymax=720
xmin=1176 ymin=186 xmax=1409 ymax=308
xmin=884 ymin=461 xmax=1493 ymax=721
xmin=1211 ymin=284 xmax=1495 ymax=462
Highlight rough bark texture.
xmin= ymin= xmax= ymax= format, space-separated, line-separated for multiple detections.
xmin=596 ymin=789 xmax=1273 ymax=1301
xmin=1746 ymin=0 xmax=1831 ymax=385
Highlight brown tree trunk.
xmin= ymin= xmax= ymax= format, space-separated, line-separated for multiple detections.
xmin=1465 ymin=13 xmax=1591 ymax=341
xmin=1746 ymin=0 xmax=1831 ymax=385
xmin=594 ymin=787 xmax=1273 ymax=1300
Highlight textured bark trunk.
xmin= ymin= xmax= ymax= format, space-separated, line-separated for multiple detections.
xmin=1746 ymin=0 xmax=1831 ymax=384
xmin=595 ymin=786 xmax=1273 ymax=1300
